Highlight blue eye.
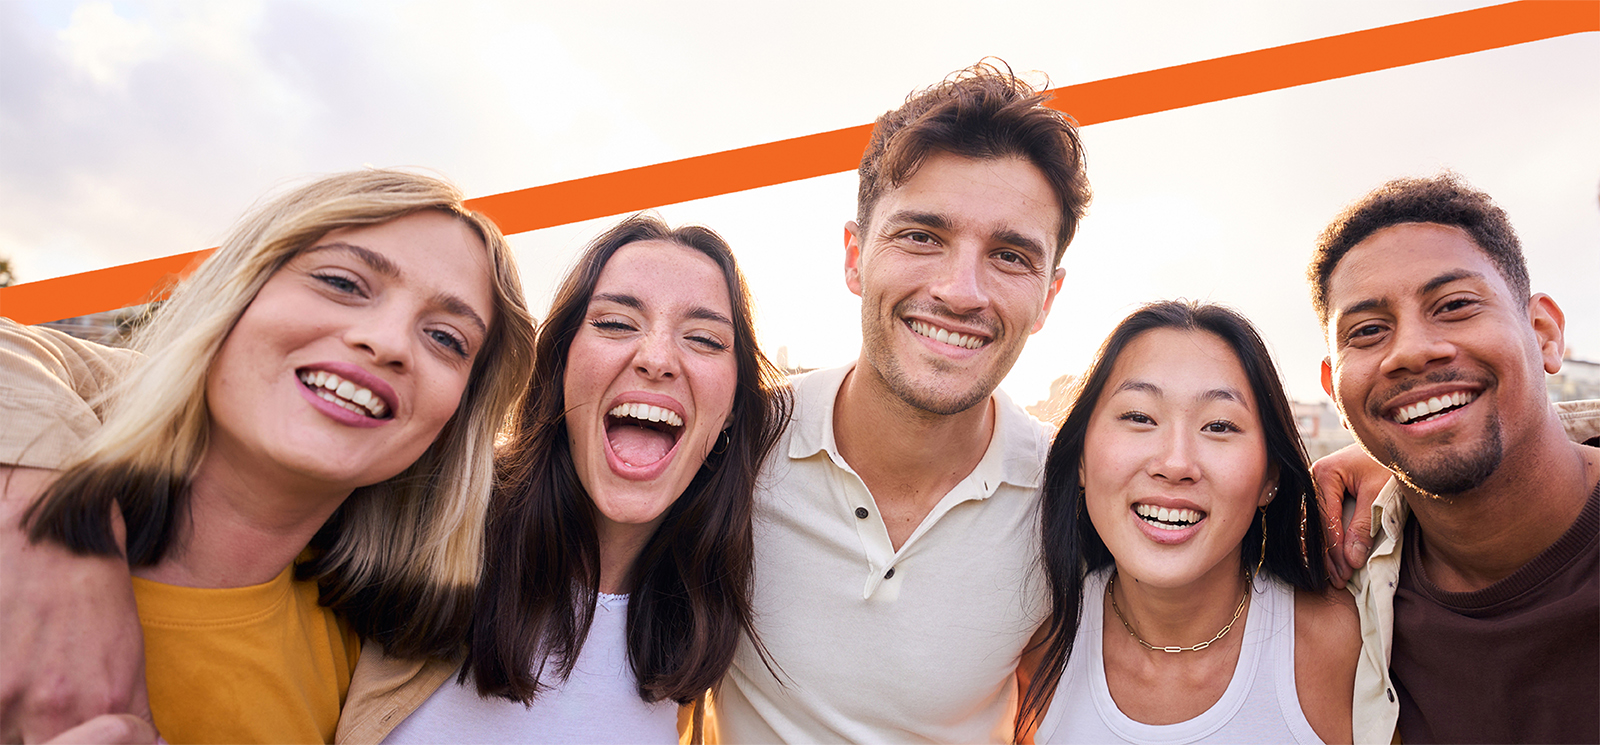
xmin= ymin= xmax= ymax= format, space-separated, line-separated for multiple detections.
xmin=429 ymin=328 xmax=468 ymax=357
xmin=313 ymin=272 xmax=361 ymax=294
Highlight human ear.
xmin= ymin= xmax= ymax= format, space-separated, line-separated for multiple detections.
xmin=1528 ymin=293 xmax=1566 ymax=375
xmin=843 ymin=222 xmax=864 ymax=297
xmin=1032 ymin=266 xmax=1066 ymax=334
xmin=1320 ymin=358 xmax=1334 ymax=398
xmin=1259 ymin=464 xmax=1281 ymax=508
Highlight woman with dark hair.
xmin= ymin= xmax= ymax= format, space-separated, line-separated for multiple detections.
xmin=341 ymin=214 xmax=788 ymax=744
xmin=1018 ymin=301 xmax=1359 ymax=744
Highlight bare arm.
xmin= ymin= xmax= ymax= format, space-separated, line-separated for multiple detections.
xmin=1294 ymin=587 xmax=1359 ymax=745
xmin=0 ymin=468 xmax=148 ymax=744
xmin=0 ymin=321 xmax=149 ymax=743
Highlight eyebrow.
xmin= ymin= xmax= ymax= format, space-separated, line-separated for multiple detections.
xmin=309 ymin=242 xmax=400 ymax=278
xmin=1113 ymin=379 xmax=1245 ymax=404
xmin=882 ymin=210 xmax=1049 ymax=264
xmin=307 ymin=241 xmax=488 ymax=336
xmin=591 ymin=292 xmax=733 ymax=327
xmin=1335 ymin=269 xmax=1488 ymax=321
xmin=433 ymin=292 xmax=489 ymax=336
xmin=1420 ymin=269 xmax=1485 ymax=296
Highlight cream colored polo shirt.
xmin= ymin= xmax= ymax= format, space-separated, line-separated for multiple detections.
xmin=714 ymin=364 xmax=1051 ymax=744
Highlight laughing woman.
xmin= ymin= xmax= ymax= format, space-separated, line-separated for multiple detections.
xmin=1019 ymin=301 xmax=1360 ymax=744
xmin=339 ymin=216 xmax=789 ymax=744
xmin=9 ymin=170 xmax=536 ymax=743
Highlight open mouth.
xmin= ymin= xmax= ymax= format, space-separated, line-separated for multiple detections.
xmin=605 ymin=403 xmax=684 ymax=467
xmin=908 ymin=320 xmax=988 ymax=350
xmin=1390 ymin=391 xmax=1478 ymax=424
xmin=298 ymin=369 xmax=392 ymax=419
xmin=1134 ymin=503 xmax=1204 ymax=531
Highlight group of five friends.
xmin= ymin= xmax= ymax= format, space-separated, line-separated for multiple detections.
xmin=1 ymin=62 xmax=1596 ymax=744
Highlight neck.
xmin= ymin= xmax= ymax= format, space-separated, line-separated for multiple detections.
xmin=1109 ymin=554 xmax=1250 ymax=652
xmin=1403 ymin=421 xmax=1600 ymax=593
xmin=833 ymin=360 xmax=996 ymax=507
xmin=136 ymin=454 xmax=351 ymax=588
xmin=596 ymin=520 xmax=656 ymax=595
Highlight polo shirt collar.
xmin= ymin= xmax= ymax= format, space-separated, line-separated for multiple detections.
xmin=787 ymin=363 xmax=1047 ymax=494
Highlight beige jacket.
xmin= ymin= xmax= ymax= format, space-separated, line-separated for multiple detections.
xmin=334 ymin=646 xmax=459 ymax=743
xmin=0 ymin=318 xmax=137 ymax=468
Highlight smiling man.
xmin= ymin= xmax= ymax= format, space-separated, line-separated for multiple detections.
xmin=712 ymin=63 xmax=1090 ymax=743
xmin=1310 ymin=174 xmax=1600 ymax=744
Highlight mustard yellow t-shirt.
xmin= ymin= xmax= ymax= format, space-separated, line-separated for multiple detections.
xmin=132 ymin=565 xmax=361 ymax=744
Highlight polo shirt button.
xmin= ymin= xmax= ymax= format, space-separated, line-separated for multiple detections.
xmin=1386 ymin=688 xmax=1394 ymax=702
xmin=884 ymin=567 xmax=895 ymax=579
xmin=855 ymin=507 xmax=869 ymax=519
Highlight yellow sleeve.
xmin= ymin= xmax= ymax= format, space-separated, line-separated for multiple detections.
xmin=0 ymin=318 xmax=139 ymax=468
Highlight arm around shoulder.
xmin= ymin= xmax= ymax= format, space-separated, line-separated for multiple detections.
xmin=0 ymin=468 xmax=148 ymax=741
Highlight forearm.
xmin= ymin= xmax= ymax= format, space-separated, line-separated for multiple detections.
xmin=0 ymin=468 xmax=149 ymax=743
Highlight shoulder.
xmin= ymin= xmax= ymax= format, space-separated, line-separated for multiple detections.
xmin=1295 ymin=586 xmax=1360 ymax=648
xmin=1294 ymin=586 xmax=1359 ymax=745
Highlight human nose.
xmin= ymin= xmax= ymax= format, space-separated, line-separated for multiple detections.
xmin=344 ymin=305 xmax=414 ymax=370
xmin=928 ymin=248 xmax=989 ymax=315
xmin=632 ymin=327 xmax=679 ymax=380
xmin=1150 ymin=427 xmax=1201 ymax=483
xmin=1378 ymin=316 xmax=1453 ymax=378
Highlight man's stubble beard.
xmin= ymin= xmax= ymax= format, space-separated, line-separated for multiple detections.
xmin=1381 ymin=418 xmax=1505 ymax=499
xmin=859 ymin=304 xmax=1010 ymax=418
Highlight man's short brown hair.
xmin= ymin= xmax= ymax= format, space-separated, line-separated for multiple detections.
xmin=856 ymin=61 xmax=1092 ymax=267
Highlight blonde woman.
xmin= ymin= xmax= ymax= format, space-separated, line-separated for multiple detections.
xmin=1 ymin=169 xmax=535 ymax=743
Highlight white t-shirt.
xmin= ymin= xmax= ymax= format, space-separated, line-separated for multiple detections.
xmin=384 ymin=593 xmax=679 ymax=744
xmin=1036 ymin=568 xmax=1321 ymax=744
xmin=715 ymin=364 xmax=1052 ymax=743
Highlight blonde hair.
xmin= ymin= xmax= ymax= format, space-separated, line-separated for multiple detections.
xmin=29 ymin=169 xmax=536 ymax=655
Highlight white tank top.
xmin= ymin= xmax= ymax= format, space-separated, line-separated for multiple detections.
xmin=1035 ymin=567 xmax=1322 ymax=744
xmin=384 ymin=593 xmax=680 ymax=744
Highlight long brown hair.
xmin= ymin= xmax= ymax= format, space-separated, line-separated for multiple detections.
xmin=464 ymin=214 xmax=789 ymax=706
xmin=1016 ymin=300 xmax=1326 ymax=736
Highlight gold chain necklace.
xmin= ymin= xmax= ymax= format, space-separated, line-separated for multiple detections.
xmin=1106 ymin=570 xmax=1249 ymax=653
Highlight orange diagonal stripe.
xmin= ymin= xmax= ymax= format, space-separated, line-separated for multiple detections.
xmin=3 ymin=0 xmax=1593 ymax=325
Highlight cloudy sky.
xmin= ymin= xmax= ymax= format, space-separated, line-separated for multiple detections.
xmin=2 ymin=0 xmax=1595 ymax=406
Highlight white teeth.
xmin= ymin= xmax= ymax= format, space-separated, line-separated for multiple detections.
xmin=297 ymin=370 xmax=389 ymax=418
xmin=1393 ymin=391 xmax=1477 ymax=424
xmin=908 ymin=320 xmax=985 ymax=350
xmin=1134 ymin=504 xmax=1202 ymax=529
xmin=607 ymin=402 xmax=683 ymax=428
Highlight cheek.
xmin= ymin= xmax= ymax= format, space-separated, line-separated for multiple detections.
xmin=697 ymin=359 xmax=741 ymax=426
xmin=414 ymin=365 xmax=473 ymax=440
